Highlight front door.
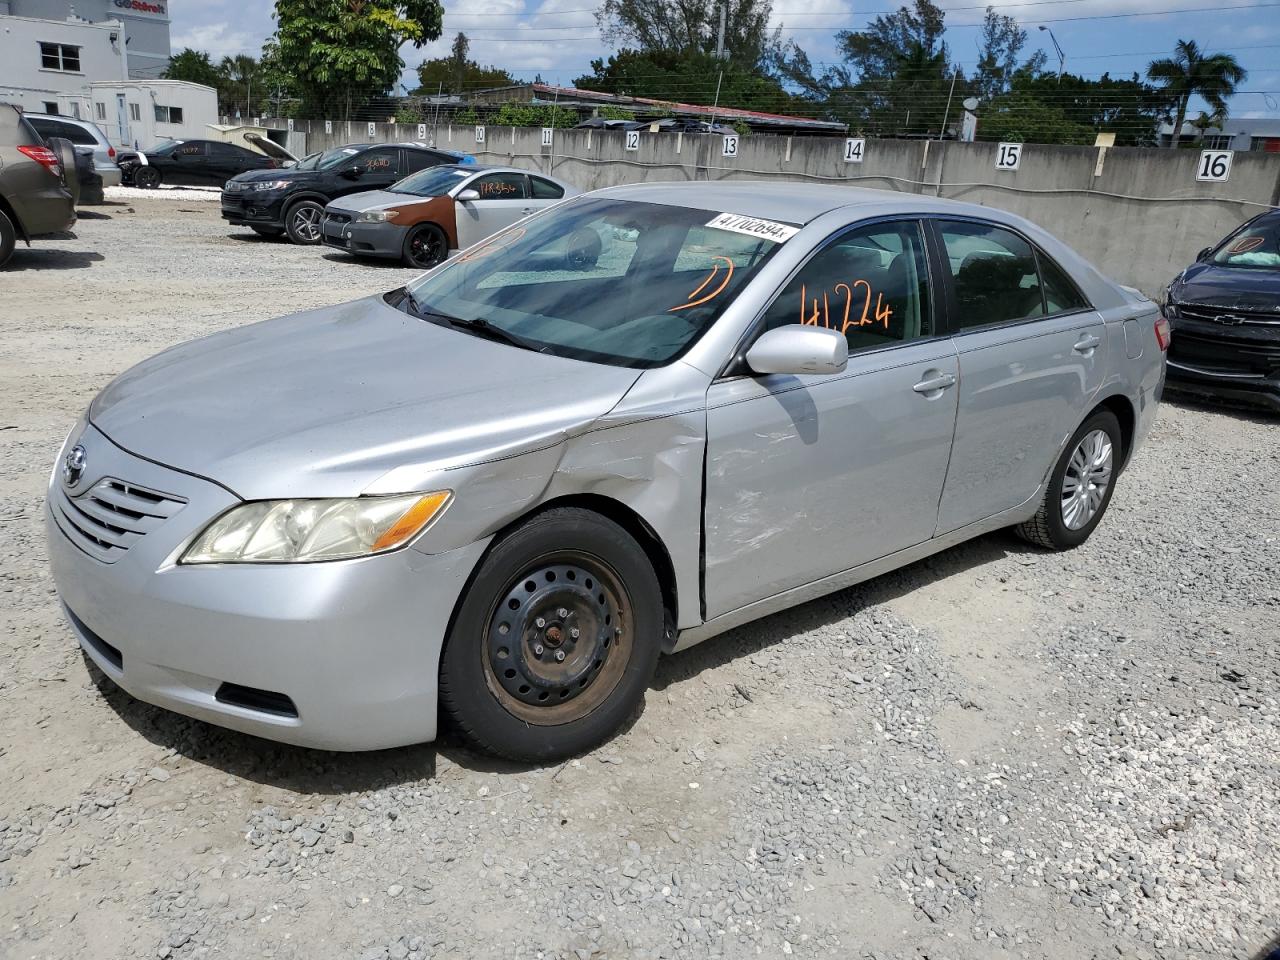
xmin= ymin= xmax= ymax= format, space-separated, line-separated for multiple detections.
xmin=931 ymin=218 xmax=1107 ymax=533
xmin=703 ymin=219 xmax=959 ymax=619
xmin=114 ymin=93 xmax=130 ymax=147
xmin=455 ymin=172 xmax=532 ymax=248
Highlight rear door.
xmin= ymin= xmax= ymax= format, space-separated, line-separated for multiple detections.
xmin=455 ymin=172 xmax=531 ymax=248
xmin=166 ymin=140 xmax=211 ymax=184
xmin=354 ymin=146 xmax=403 ymax=192
xmin=931 ymin=218 xmax=1105 ymax=533
xmin=702 ymin=218 xmax=960 ymax=618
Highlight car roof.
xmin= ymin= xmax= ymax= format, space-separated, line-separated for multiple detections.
xmin=591 ymin=180 xmax=1021 ymax=226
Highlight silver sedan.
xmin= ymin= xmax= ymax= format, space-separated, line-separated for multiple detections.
xmin=46 ymin=182 xmax=1167 ymax=761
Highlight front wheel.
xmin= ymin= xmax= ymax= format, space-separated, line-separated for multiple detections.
xmin=0 ymin=209 xmax=15 ymax=269
xmin=284 ymin=200 xmax=325 ymax=244
xmin=1016 ymin=409 xmax=1122 ymax=550
xmin=440 ymin=508 xmax=664 ymax=763
xmin=133 ymin=166 xmax=161 ymax=189
xmin=402 ymin=223 xmax=448 ymax=269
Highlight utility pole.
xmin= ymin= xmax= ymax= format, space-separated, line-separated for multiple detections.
xmin=715 ymin=1 xmax=727 ymax=60
xmin=1038 ymin=25 xmax=1065 ymax=83
xmin=709 ymin=70 xmax=724 ymax=132
xmin=938 ymin=66 xmax=959 ymax=140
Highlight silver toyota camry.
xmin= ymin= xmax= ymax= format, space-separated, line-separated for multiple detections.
xmin=47 ymin=182 xmax=1167 ymax=761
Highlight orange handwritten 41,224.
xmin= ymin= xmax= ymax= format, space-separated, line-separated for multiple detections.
xmin=800 ymin=280 xmax=891 ymax=332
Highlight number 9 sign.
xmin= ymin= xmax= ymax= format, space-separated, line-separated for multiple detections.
xmin=1197 ymin=150 xmax=1233 ymax=182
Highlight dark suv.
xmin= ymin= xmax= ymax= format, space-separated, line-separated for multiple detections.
xmin=1163 ymin=210 xmax=1280 ymax=412
xmin=0 ymin=104 xmax=77 ymax=268
xmin=221 ymin=142 xmax=475 ymax=244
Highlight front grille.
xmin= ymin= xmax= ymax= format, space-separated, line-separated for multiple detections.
xmin=1178 ymin=304 xmax=1280 ymax=327
xmin=53 ymin=477 xmax=186 ymax=563
xmin=325 ymin=212 xmax=351 ymax=226
xmin=221 ymin=193 xmax=245 ymax=209
xmin=1169 ymin=330 xmax=1280 ymax=378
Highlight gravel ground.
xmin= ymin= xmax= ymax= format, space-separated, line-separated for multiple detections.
xmin=1 ymin=196 xmax=1278 ymax=960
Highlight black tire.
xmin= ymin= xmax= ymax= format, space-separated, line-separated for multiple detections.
xmin=134 ymin=166 xmax=161 ymax=190
xmin=440 ymin=508 xmax=664 ymax=763
xmin=1016 ymin=409 xmax=1122 ymax=551
xmin=402 ymin=223 xmax=448 ymax=268
xmin=0 ymin=209 xmax=16 ymax=269
xmin=284 ymin=199 xmax=325 ymax=244
xmin=250 ymin=225 xmax=285 ymax=238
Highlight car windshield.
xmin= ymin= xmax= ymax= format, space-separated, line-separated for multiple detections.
xmin=314 ymin=146 xmax=364 ymax=170
xmin=389 ymin=167 xmax=473 ymax=197
xmin=1211 ymin=219 xmax=1280 ymax=270
xmin=403 ymin=196 xmax=790 ymax=368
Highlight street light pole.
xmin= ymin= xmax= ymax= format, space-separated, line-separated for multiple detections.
xmin=1038 ymin=25 xmax=1065 ymax=83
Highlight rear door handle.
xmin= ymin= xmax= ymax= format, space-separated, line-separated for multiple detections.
xmin=912 ymin=373 xmax=956 ymax=393
xmin=1073 ymin=333 xmax=1101 ymax=353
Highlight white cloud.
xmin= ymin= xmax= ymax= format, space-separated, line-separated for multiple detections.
xmin=170 ymin=24 xmax=261 ymax=59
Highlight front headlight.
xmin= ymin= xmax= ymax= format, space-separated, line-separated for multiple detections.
xmin=250 ymin=180 xmax=292 ymax=192
xmin=356 ymin=209 xmax=400 ymax=223
xmin=181 ymin=491 xmax=450 ymax=564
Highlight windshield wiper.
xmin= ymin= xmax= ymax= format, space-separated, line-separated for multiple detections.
xmin=400 ymin=291 xmax=548 ymax=353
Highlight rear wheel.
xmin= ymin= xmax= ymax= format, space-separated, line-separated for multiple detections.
xmin=284 ymin=200 xmax=324 ymax=244
xmin=403 ymin=223 xmax=448 ymax=269
xmin=440 ymin=508 xmax=664 ymax=763
xmin=250 ymin=225 xmax=285 ymax=238
xmin=0 ymin=209 xmax=16 ymax=269
xmin=134 ymin=166 xmax=161 ymax=190
xmin=1016 ymin=409 xmax=1121 ymax=550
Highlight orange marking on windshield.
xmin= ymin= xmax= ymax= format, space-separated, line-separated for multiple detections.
xmin=1229 ymin=236 xmax=1265 ymax=254
xmin=669 ymin=256 xmax=735 ymax=312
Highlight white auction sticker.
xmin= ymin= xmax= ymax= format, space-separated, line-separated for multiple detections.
xmin=705 ymin=212 xmax=798 ymax=243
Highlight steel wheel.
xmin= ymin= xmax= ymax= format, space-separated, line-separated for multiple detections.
xmin=1060 ymin=428 xmax=1113 ymax=530
xmin=134 ymin=167 xmax=160 ymax=189
xmin=405 ymin=225 xmax=447 ymax=269
xmin=289 ymin=203 xmax=322 ymax=243
xmin=481 ymin=552 xmax=632 ymax=726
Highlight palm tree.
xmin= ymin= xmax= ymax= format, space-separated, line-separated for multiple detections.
xmin=1147 ymin=40 xmax=1246 ymax=148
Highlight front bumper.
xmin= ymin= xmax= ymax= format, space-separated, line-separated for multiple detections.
xmin=45 ymin=423 xmax=488 ymax=750
xmin=97 ymin=166 xmax=122 ymax=188
xmin=1166 ymin=317 xmax=1280 ymax=412
xmin=220 ymin=190 xmax=288 ymax=227
xmin=1165 ymin=361 xmax=1280 ymax=411
xmin=321 ymin=214 xmax=407 ymax=259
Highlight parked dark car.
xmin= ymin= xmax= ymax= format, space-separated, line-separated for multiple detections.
xmin=1164 ymin=210 xmax=1280 ymax=411
xmin=120 ymin=139 xmax=279 ymax=189
xmin=221 ymin=142 xmax=475 ymax=244
xmin=0 ymin=104 xmax=77 ymax=268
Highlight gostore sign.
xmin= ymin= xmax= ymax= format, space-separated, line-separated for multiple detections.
xmin=114 ymin=0 xmax=167 ymax=14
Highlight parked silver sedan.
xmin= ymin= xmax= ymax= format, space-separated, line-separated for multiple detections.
xmin=47 ymin=182 xmax=1167 ymax=761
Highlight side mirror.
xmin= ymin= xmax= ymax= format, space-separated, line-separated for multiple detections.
xmin=456 ymin=188 xmax=480 ymax=202
xmin=745 ymin=326 xmax=848 ymax=377
xmin=1196 ymin=246 xmax=1211 ymax=261
xmin=341 ymin=165 xmax=363 ymax=179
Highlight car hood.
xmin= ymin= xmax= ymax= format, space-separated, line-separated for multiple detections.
xmin=89 ymin=296 xmax=642 ymax=500
xmin=1170 ymin=261 xmax=1280 ymax=313
xmin=327 ymin=189 xmax=436 ymax=214
xmin=230 ymin=167 xmax=315 ymax=185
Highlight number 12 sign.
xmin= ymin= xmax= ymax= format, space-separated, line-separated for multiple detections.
xmin=1197 ymin=150 xmax=1233 ymax=182
xmin=625 ymin=130 xmax=640 ymax=151
xmin=995 ymin=142 xmax=1022 ymax=171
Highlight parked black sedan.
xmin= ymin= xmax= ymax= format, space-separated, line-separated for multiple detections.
xmin=120 ymin=139 xmax=279 ymax=189
xmin=220 ymin=142 xmax=475 ymax=244
xmin=1164 ymin=210 xmax=1280 ymax=412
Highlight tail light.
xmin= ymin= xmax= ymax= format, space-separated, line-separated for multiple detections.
xmin=17 ymin=144 xmax=62 ymax=179
xmin=1154 ymin=315 xmax=1171 ymax=351
xmin=108 ymin=145 xmax=116 ymax=159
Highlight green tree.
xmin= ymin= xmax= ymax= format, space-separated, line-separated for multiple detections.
xmin=163 ymin=48 xmax=221 ymax=89
xmin=1004 ymin=70 xmax=1163 ymax=145
xmin=974 ymin=7 xmax=1044 ymax=104
xmin=1146 ymin=39 xmax=1247 ymax=148
xmin=415 ymin=32 xmax=516 ymax=95
xmin=575 ymin=49 xmax=800 ymax=114
xmin=595 ymin=0 xmax=776 ymax=63
xmin=218 ymin=54 xmax=266 ymax=118
xmin=976 ymin=92 xmax=1093 ymax=144
xmin=492 ymin=103 xmax=578 ymax=127
xmin=271 ymin=0 xmax=445 ymax=118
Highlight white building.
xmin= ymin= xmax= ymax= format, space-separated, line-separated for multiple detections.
xmin=0 ymin=0 xmax=170 ymax=77
xmin=89 ymin=79 xmax=217 ymax=149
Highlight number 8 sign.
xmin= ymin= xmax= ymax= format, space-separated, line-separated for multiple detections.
xmin=1197 ymin=150 xmax=1233 ymax=182
xmin=995 ymin=142 xmax=1022 ymax=171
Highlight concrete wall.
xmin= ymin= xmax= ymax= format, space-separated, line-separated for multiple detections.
xmin=272 ymin=119 xmax=1280 ymax=297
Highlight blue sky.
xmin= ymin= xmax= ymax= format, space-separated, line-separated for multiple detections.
xmin=171 ymin=0 xmax=1280 ymax=120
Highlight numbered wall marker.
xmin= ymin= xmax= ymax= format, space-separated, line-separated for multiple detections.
xmin=541 ymin=127 xmax=554 ymax=147
xmin=625 ymin=130 xmax=640 ymax=151
xmin=1197 ymin=150 xmax=1233 ymax=182
xmin=995 ymin=142 xmax=1022 ymax=170
xmin=475 ymin=125 xmax=485 ymax=144
xmin=417 ymin=123 xmax=427 ymax=140
xmin=722 ymin=134 xmax=739 ymax=158
xmin=324 ymin=120 xmax=332 ymax=134
xmin=367 ymin=121 xmax=376 ymax=138
xmin=843 ymin=138 xmax=865 ymax=163
xmin=286 ymin=118 xmax=294 ymax=132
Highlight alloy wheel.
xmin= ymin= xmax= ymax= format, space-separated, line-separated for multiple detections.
xmin=291 ymin=205 xmax=322 ymax=243
xmin=1060 ymin=428 xmax=1113 ymax=530
xmin=481 ymin=552 xmax=631 ymax=725
xmin=408 ymin=228 xmax=445 ymax=268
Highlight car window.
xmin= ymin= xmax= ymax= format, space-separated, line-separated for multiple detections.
xmin=1037 ymin=251 xmax=1091 ymax=314
xmin=359 ymin=147 xmax=400 ymax=175
xmin=937 ymin=221 xmax=1044 ymax=328
xmin=388 ymin=166 xmax=472 ymax=197
xmin=472 ymin=173 xmax=528 ymax=200
xmin=759 ymin=220 xmax=933 ymax=353
xmin=404 ymin=196 xmax=789 ymax=368
xmin=1211 ymin=217 xmax=1280 ymax=270
xmin=173 ymin=141 xmax=208 ymax=157
xmin=209 ymin=141 xmax=247 ymax=156
xmin=530 ymin=176 xmax=565 ymax=200
xmin=402 ymin=149 xmax=441 ymax=174
xmin=33 ymin=118 xmax=97 ymax=145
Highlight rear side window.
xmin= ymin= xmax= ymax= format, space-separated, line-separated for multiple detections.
xmin=402 ymin=150 xmax=440 ymax=173
xmin=32 ymin=118 xmax=97 ymax=145
xmin=938 ymin=221 xmax=1044 ymax=329
xmin=530 ymin=176 xmax=564 ymax=200
xmin=359 ymin=147 xmax=400 ymax=174
xmin=472 ymin=173 xmax=528 ymax=200
xmin=1037 ymin=252 xmax=1090 ymax=314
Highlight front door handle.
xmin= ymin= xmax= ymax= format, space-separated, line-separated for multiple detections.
xmin=1073 ymin=333 xmax=1101 ymax=354
xmin=912 ymin=372 xmax=957 ymax=393
xmin=520 ymin=207 xmax=535 ymax=216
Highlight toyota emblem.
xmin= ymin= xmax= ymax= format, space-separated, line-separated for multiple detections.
xmin=62 ymin=444 xmax=87 ymax=488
